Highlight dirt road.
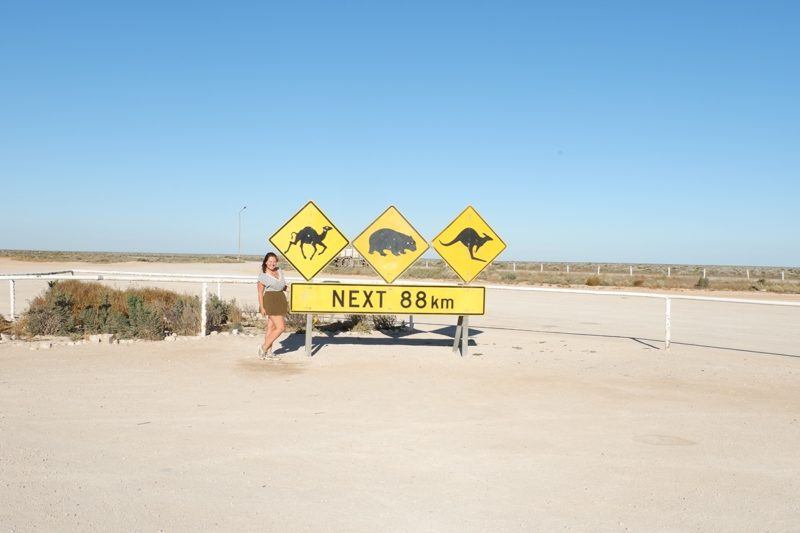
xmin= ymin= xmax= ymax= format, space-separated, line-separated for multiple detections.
xmin=1 ymin=259 xmax=799 ymax=531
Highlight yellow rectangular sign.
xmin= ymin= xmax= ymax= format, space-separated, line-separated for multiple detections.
xmin=290 ymin=283 xmax=485 ymax=315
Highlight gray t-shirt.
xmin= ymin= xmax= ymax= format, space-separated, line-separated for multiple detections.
xmin=258 ymin=269 xmax=286 ymax=293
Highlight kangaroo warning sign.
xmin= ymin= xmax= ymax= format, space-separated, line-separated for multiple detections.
xmin=351 ymin=206 xmax=429 ymax=283
xmin=291 ymin=283 xmax=485 ymax=315
xmin=269 ymin=201 xmax=349 ymax=281
xmin=432 ymin=205 xmax=506 ymax=283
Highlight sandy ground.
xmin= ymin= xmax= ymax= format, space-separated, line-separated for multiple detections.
xmin=1 ymin=259 xmax=800 ymax=531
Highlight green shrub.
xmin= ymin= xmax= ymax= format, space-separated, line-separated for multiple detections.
xmin=163 ymin=296 xmax=200 ymax=336
xmin=695 ymin=276 xmax=710 ymax=289
xmin=126 ymin=294 xmax=163 ymax=339
xmin=632 ymin=277 xmax=645 ymax=287
xmin=26 ymin=284 xmax=75 ymax=336
xmin=19 ymin=280 xmax=240 ymax=339
xmin=206 ymin=294 xmax=241 ymax=333
xmin=501 ymin=272 xmax=517 ymax=281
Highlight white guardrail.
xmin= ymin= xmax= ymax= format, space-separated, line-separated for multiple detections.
xmin=2 ymin=270 xmax=800 ymax=348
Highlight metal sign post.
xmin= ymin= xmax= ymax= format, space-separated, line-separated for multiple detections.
xmin=452 ymin=315 xmax=463 ymax=353
xmin=305 ymin=312 xmax=313 ymax=356
xmin=433 ymin=206 xmax=505 ymax=357
xmin=461 ymin=315 xmax=469 ymax=357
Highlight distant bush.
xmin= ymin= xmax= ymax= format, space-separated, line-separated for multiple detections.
xmin=501 ymin=272 xmax=517 ymax=281
xmin=371 ymin=315 xmax=398 ymax=330
xmin=585 ymin=276 xmax=602 ymax=287
xmin=632 ymin=277 xmax=645 ymax=287
xmin=205 ymin=294 xmax=241 ymax=334
xmin=21 ymin=280 xmax=239 ymax=339
xmin=285 ymin=313 xmax=307 ymax=332
xmin=0 ymin=314 xmax=12 ymax=334
xmin=695 ymin=276 xmax=710 ymax=289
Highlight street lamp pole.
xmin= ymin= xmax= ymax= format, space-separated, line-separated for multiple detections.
xmin=238 ymin=205 xmax=247 ymax=261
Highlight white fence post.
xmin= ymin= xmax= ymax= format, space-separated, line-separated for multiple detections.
xmin=566 ymin=265 xmax=570 ymax=274
xmin=782 ymin=271 xmax=785 ymax=281
xmin=200 ymin=282 xmax=208 ymax=337
xmin=667 ymin=266 xmax=671 ymax=277
xmin=513 ymin=262 xmax=516 ymax=272
xmin=746 ymin=269 xmax=750 ymax=280
xmin=665 ymin=297 xmax=671 ymax=350
xmin=703 ymin=268 xmax=707 ymax=279
xmin=8 ymin=279 xmax=15 ymax=321
xmin=540 ymin=263 xmax=544 ymax=272
xmin=597 ymin=266 xmax=601 ymax=275
xmin=629 ymin=266 xmax=633 ymax=276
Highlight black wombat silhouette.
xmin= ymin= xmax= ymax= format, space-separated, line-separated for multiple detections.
xmin=439 ymin=227 xmax=493 ymax=262
xmin=284 ymin=226 xmax=332 ymax=260
xmin=368 ymin=228 xmax=417 ymax=256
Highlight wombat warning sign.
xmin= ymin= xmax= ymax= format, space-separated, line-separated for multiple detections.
xmin=352 ymin=205 xmax=429 ymax=283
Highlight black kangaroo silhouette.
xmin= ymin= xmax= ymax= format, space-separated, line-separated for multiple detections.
xmin=284 ymin=226 xmax=332 ymax=260
xmin=439 ymin=227 xmax=493 ymax=262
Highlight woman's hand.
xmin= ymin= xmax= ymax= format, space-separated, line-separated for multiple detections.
xmin=259 ymin=307 xmax=266 ymax=317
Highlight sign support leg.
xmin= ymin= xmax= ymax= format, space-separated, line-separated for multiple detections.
xmin=461 ymin=315 xmax=469 ymax=357
xmin=305 ymin=313 xmax=313 ymax=356
xmin=452 ymin=315 xmax=463 ymax=352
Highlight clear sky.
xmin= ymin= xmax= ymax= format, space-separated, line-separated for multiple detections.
xmin=2 ymin=1 xmax=798 ymax=265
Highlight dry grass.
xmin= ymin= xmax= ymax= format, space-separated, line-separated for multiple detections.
xmin=4 ymin=250 xmax=797 ymax=294
xmin=1 ymin=249 xmax=261 ymax=264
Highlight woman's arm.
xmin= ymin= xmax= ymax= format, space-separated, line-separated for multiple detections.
xmin=257 ymin=281 xmax=265 ymax=315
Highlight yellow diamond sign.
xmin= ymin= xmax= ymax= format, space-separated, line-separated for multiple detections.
xmin=432 ymin=206 xmax=506 ymax=283
xmin=352 ymin=205 xmax=429 ymax=283
xmin=269 ymin=201 xmax=349 ymax=281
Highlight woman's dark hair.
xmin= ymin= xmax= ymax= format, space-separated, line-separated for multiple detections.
xmin=261 ymin=252 xmax=278 ymax=273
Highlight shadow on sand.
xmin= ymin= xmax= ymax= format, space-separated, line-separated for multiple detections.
xmin=414 ymin=322 xmax=800 ymax=359
xmin=273 ymin=325 xmax=483 ymax=357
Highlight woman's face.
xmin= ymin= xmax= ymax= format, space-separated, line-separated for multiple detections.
xmin=266 ymin=256 xmax=278 ymax=270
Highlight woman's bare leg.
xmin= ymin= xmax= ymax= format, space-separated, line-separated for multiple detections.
xmin=263 ymin=317 xmax=275 ymax=351
xmin=264 ymin=315 xmax=286 ymax=352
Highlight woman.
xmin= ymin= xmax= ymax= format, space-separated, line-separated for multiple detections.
xmin=257 ymin=252 xmax=288 ymax=358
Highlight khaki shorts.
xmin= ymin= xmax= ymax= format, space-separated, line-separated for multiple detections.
xmin=262 ymin=291 xmax=288 ymax=316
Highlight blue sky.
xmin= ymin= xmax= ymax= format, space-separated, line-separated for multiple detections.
xmin=1 ymin=1 xmax=798 ymax=265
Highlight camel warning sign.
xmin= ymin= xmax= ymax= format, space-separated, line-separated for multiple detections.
xmin=351 ymin=206 xmax=429 ymax=283
xmin=432 ymin=206 xmax=506 ymax=283
xmin=269 ymin=201 xmax=349 ymax=281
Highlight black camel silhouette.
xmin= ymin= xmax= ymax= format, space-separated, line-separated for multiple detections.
xmin=285 ymin=226 xmax=332 ymax=260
